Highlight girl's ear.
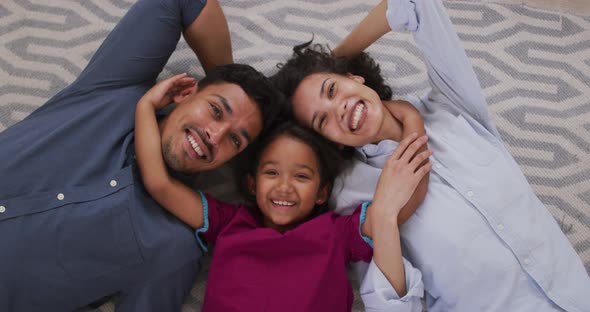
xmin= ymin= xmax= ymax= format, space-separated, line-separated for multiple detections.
xmin=315 ymin=183 xmax=331 ymax=205
xmin=247 ymin=175 xmax=256 ymax=195
xmin=346 ymin=73 xmax=365 ymax=84
xmin=173 ymin=82 xmax=198 ymax=104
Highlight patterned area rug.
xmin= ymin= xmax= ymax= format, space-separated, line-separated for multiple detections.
xmin=1 ymin=0 xmax=589 ymax=311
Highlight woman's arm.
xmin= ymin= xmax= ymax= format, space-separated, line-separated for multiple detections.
xmin=332 ymin=0 xmax=390 ymax=58
xmin=384 ymin=101 xmax=429 ymax=224
xmin=361 ymin=133 xmax=432 ymax=296
xmin=134 ymin=74 xmax=204 ymax=229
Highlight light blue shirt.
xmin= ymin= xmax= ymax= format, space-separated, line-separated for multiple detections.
xmin=332 ymin=0 xmax=590 ymax=311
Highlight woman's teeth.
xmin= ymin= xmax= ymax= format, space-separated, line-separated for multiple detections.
xmin=187 ymin=134 xmax=204 ymax=157
xmin=351 ymin=102 xmax=364 ymax=130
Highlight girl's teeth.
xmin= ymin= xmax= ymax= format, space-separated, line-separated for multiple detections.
xmin=273 ymin=200 xmax=295 ymax=206
xmin=187 ymin=134 xmax=204 ymax=157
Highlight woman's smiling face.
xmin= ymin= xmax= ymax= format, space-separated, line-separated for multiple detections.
xmin=291 ymin=72 xmax=387 ymax=147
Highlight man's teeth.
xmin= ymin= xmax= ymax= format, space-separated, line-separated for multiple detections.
xmin=187 ymin=134 xmax=204 ymax=157
xmin=272 ymin=200 xmax=295 ymax=206
xmin=351 ymin=103 xmax=364 ymax=130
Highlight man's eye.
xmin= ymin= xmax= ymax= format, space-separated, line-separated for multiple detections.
xmin=231 ymin=134 xmax=241 ymax=149
xmin=209 ymin=102 xmax=222 ymax=119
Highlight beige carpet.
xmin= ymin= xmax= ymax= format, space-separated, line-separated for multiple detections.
xmin=458 ymin=0 xmax=590 ymax=15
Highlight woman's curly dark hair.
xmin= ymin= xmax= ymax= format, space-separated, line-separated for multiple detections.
xmin=271 ymin=39 xmax=393 ymax=112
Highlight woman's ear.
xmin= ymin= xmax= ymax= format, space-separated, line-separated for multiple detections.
xmin=315 ymin=183 xmax=332 ymax=205
xmin=173 ymin=82 xmax=198 ymax=104
xmin=346 ymin=73 xmax=365 ymax=84
xmin=247 ymin=175 xmax=256 ymax=195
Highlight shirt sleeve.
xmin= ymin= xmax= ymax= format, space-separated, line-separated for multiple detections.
xmin=194 ymin=191 xmax=240 ymax=252
xmin=386 ymin=0 xmax=498 ymax=135
xmin=335 ymin=204 xmax=374 ymax=263
xmin=73 ymin=0 xmax=206 ymax=91
xmin=360 ymin=258 xmax=425 ymax=312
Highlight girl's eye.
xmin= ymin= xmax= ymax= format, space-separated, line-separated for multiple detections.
xmin=230 ymin=134 xmax=241 ymax=149
xmin=295 ymin=174 xmax=310 ymax=180
xmin=209 ymin=102 xmax=222 ymax=119
xmin=263 ymin=170 xmax=278 ymax=176
xmin=328 ymin=83 xmax=335 ymax=98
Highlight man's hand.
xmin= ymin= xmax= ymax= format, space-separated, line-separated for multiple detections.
xmin=140 ymin=73 xmax=196 ymax=110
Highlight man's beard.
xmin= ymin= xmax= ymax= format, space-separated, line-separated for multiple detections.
xmin=162 ymin=138 xmax=186 ymax=173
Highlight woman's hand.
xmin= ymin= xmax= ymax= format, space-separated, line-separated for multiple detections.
xmin=371 ymin=133 xmax=432 ymax=221
xmin=140 ymin=73 xmax=196 ymax=110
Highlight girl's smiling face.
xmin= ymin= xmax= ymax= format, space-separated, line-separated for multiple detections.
xmin=250 ymin=134 xmax=329 ymax=233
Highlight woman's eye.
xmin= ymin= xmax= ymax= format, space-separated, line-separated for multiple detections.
xmin=264 ymin=170 xmax=278 ymax=176
xmin=209 ymin=102 xmax=222 ymax=119
xmin=328 ymin=83 xmax=335 ymax=98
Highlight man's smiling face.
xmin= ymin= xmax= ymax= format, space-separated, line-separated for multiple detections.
xmin=159 ymin=82 xmax=263 ymax=173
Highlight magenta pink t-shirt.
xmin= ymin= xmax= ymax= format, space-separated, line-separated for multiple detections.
xmin=196 ymin=193 xmax=373 ymax=312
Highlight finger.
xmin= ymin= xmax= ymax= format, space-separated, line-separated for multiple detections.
xmin=400 ymin=135 xmax=428 ymax=164
xmin=414 ymin=161 xmax=432 ymax=179
xmin=390 ymin=132 xmax=418 ymax=160
xmin=409 ymin=149 xmax=432 ymax=172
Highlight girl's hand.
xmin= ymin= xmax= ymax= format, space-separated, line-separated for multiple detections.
xmin=371 ymin=133 xmax=432 ymax=221
xmin=141 ymin=73 xmax=196 ymax=109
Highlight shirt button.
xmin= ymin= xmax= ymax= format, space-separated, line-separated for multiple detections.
xmin=467 ymin=190 xmax=474 ymax=197
xmin=434 ymin=163 xmax=442 ymax=170
xmin=0 ymin=206 xmax=5 ymax=213
xmin=57 ymin=193 xmax=65 ymax=201
xmin=497 ymin=223 xmax=504 ymax=231
xmin=110 ymin=180 xmax=118 ymax=187
xmin=523 ymin=258 xmax=531 ymax=265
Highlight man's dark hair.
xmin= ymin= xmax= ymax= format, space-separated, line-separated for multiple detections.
xmin=199 ymin=63 xmax=285 ymax=135
xmin=236 ymin=121 xmax=348 ymax=218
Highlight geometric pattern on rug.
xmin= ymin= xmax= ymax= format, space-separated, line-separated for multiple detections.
xmin=1 ymin=1 xmax=589 ymax=311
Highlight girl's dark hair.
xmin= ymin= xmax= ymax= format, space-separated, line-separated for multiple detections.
xmin=271 ymin=39 xmax=392 ymax=111
xmin=235 ymin=121 xmax=348 ymax=218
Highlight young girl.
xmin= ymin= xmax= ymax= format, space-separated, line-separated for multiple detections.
xmin=134 ymin=74 xmax=431 ymax=311
xmin=272 ymin=0 xmax=590 ymax=311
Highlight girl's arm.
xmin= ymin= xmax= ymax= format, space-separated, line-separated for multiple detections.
xmin=361 ymin=133 xmax=432 ymax=296
xmin=134 ymin=74 xmax=204 ymax=229
xmin=384 ymin=100 xmax=429 ymax=224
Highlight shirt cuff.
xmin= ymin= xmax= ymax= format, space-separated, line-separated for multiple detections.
xmin=360 ymin=258 xmax=424 ymax=311
xmin=386 ymin=0 xmax=419 ymax=33
xmin=194 ymin=190 xmax=209 ymax=253
xmin=359 ymin=201 xmax=374 ymax=248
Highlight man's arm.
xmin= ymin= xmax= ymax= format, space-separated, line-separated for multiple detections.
xmin=73 ymin=0 xmax=219 ymax=90
xmin=134 ymin=74 xmax=204 ymax=229
xmin=183 ymin=0 xmax=233 ymax=74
